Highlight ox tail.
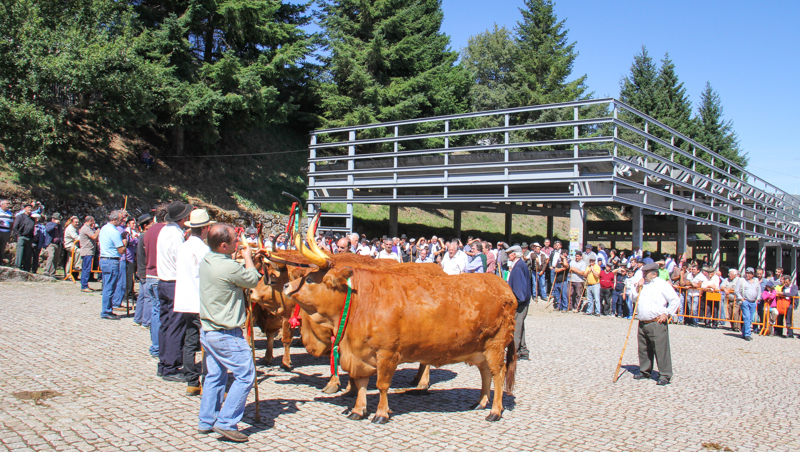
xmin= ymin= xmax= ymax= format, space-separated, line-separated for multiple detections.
xmin=504 ymin=339 xmax=517 ymax=396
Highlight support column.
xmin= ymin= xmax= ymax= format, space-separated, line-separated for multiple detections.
xmin=389 ymin=205 xmax=398 ymax=238
xmin=758 ymin=238 xmax=766 ymax=270
xmin=632 ymin=206 xmax=643 ymax=254
xmin=505 ymin=212 xmax=513 ymax=243
xmin=453 ymin=209 xmax=462 ymax=241
xmin=710 ymin=226 xmax=720 ymax=268
xmin=677 ymin=217 xmax=687 ymax=257
xmin=738 ymin=233 xmax=746 ymax=274
xmin=776 ymin=244 xmax=783 ymax=270
xmin=570 ymin=201 xmax=585 ymax=252
xmin=346 ymin=203 xmax=353 ymax=232
xmin=546 ymin=215 xmax=554 ymax=240
xmin=792 ymin=247 xmax=798 ymax=285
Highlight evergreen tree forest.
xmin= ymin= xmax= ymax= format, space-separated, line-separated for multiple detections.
xmin=0 ymin=0 xmax=747 ymax=172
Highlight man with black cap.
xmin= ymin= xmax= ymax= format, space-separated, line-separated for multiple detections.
xmin=634 ymin=262 xmax=680 ymax=385
xmin=43 ymin=213 xmax=64 ymax=278
xmin=156 ymin=201 xmax=194 ymax=382
xmin=506 ymin=245 xmax=532 ymax=360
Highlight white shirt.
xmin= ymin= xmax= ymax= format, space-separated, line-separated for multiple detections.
xmin=637 ymin=277 xmax=680 ymax=321
xmin=686 ymin=272 xmax=708 ymax=297
xmin=702 ymin=274 xmax=720 ymax=290
xmin=174 ymin=236 xmax=210 ymax=313
xmin=442 ymin=250 xmax=469 ymax=275
xmin=156 ymin=222 xmax=185 ymax=281
xmin=377 ymin=250 xmax=401 ymax=263
xmin=356 ymin=244 xmax=372 ymax=256
xmin=626 ymin=269 xmax=643 ymax=299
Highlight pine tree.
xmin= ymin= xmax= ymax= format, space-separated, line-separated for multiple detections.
xmin=619 ymin=46 xmax=659 ymax=115
xmin=512 ymin=0 xmax=587 ymax=107
xmin=694 ymin=82 xmax=746 ymax=171
xmin=654 ymin=53 xmax=693 ymax=135
xmin=318 ymin=0 xmax=470 ymax=132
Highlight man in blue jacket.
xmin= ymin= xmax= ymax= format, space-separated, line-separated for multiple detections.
xmin=506 ymin=245 xmax=532 ymax=360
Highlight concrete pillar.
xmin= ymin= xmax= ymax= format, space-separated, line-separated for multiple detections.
xmin=505 ymin=212 xmax=513 ymax=243
xmin=346 ymin=203 xmax=353 ymax=232
xmin=632 ymin=206 xmax=643 ymax=253
xmin=570 ymin=201 xmax=585 ymax=251
xmin=677 ymin=217 xmax=687 ymax=257
xmin=738 ymin=233 xmax=746 ymax=274
xmin=792 ymin=247 xmax=798 ymax=285
xmin=776 ymin=244 xmax=783 ymax=270
xmin=546 ymin=215 xmax=554 ymax=240
xmin=758 ymin=238 xmax=766 ymax=270
xmin=389 ymin=205 xmax=398 ymax=238
xmin=710 ymin=226 xmax=720 ymax=268
xmin=453 ymin=209 xmax=462 ymax=241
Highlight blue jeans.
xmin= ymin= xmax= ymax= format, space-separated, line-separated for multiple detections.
xmin=199 ymin=328 xmax=255 ymax=431
xmin=535 ymin=272 xmax=547 ymax=299
xmin=554 ymin=281 xmax=569 ymax=311
xmin=146 ymin=278 xmax=161 ymax=356
xmin=99 ymin=258 xmax=120 ymax=317
xmin=741 ymin=301 xmax=756 ymax=338
xmin=80 ymin=255 xmax=93 ymax=289
xmin=612 ymin=290 xmax=624 ymax=316
xmin=133 ymin=280 xmax=154 ymax=326
xmin=112 ymin=259 xmax=126 ymax=307
xmin=585 ymin=284 xmax=601 ymax=315
xmin=685 ymin=293 xmax=700 ymax=325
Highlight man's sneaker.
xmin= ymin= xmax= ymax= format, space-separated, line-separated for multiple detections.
xmin=656 ymin=378 xmax=670 ymax=386
xmin=198 ymin=428 xmax=213 ymax=434
xmin=162 ymin=373 xmax=188 ymax=383
xmin=100 ymin=314 xmax=120 ymax=320
xmin=212 ymin=427 xmax=248 ymax=443
xmin=81 ymin=288 xmax=93 ymax=293
xmin=633 ymin=373 xmax=651 ymax=381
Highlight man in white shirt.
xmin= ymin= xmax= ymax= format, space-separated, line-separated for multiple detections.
xmin=680 ymin=265 xmax=707 ymax=327
xmin=441 ymin=240 xmax=468 ymax=275
xmin=415 ymin=246 xmax=433 ymax=263
xmin=633 ymin=263 xmax=680 ymax=386
xmin=377 ymin=239 xmax=401 ymax=263
xmin=700 ymin=266 xmax=720 ymax=327
xmin=156 ymin=201 xmax=193 ymax=382
xmin=175 ymin=209 xmax=213 ymax=396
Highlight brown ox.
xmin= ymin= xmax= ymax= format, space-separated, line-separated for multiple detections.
xmin=250 ymin=249 xmax=443 ymax=393
xmin=283 ymin=247 xmax=517 ymax=423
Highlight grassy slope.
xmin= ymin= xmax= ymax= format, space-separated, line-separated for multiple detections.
xmin=0 ymin=115 xmax=309 ymax=219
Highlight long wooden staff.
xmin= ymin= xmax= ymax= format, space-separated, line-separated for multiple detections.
xmin=240 ymin=234 xmax=261 ymax=423
xmin=613 ymin=287 xmax=643 ymax=382
xmin=123 ymin=195 xmax=128 ymax=212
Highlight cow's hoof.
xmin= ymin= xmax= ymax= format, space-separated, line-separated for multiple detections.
xmin=280 ymin=362 xmax=292 ymax=371
xmin=469 ymin=402 xmax=486 ymax=410
xmin=321 ymin=384 xmax=340 ymax=394
xmin=371 ymin=415 xmax=389 ymax=424
xmin=347 ymin=411 xmax=366 ymax=421
xmin=485 ymin=413 xmax=502 ymax=422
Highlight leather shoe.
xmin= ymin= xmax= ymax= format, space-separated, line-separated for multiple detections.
xmin=518 ymin=354 xmax=530 ymax=361
xmin=162 ymin=373 xmax=187 ymax=383
xmin=100 ymin=314 xmax=120 ymax=320
xmin=81 ymin=288 xmax=94 ymax=293
xmin=213 ymin=427 xmax=248 ymax=442
xmin=186 ymin=386 xmax=202 ymax=396
xmin=633 ymin=373 xmax=650 ymax=381
xmin=656 ymin=379 xmax=670 ymax=386
xmin=197 ymin=428 xmax=212 ymax=434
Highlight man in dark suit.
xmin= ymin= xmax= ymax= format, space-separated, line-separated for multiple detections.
xmin=506 ymin=245 xmax=532 ymax=360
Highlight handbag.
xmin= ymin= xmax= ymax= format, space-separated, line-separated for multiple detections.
xmin=777 ymin=296 xmax=791 ymax=316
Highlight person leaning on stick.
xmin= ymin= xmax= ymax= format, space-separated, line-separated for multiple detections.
xmin=633 ymin=262 xmax=680 ymax=386
xmin=197 ymin=223 xmax=260 ymax=443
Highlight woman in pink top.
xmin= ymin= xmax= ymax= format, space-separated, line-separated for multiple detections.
xmin=762 ymin=283 xmax=778 ymax=335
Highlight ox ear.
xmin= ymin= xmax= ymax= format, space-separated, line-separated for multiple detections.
xmin=323 ymin=266 xmax=354 ymax=291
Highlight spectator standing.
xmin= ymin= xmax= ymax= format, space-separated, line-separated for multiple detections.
xmin=30 ymin=213 xmax=46 ymax=273
xmin=496 ymin=242 xmax=509 ymax=275
xmin=701 ymin=266 xmax=720 ymax=328
xmin=377 ymin=239 xmax=402 ymax=263
xmin=349 ymin=233 xmax=359 ymax=254
xmin=198 ymin=223 xmax=260 ymax=443
xmin=112 ymin=211 xmax=130 ymax=308
xmin=464 ymin=242 xmax=486 ymax=273
xmin=775 ymin=275 xmax=797 ymax=338
xmin=133 ymin=214 xmax=154 ymax=328
xmin=123 ymin=217 xmax=138 ymax=300
xmin=599 ymin=263 xmax=616 ymax=316
xmin=547 ymin=241 xmax=564 ymax=301
xmin=584 ymin=254 xmax=601 ymax=316
xmin=506 ymin=245 xmax=532 ymax=360
xmin=441 ymin=241 xmax=468 ymax=275
xmin=642 ymin=251 xmax=654 ymax=265
xmin=63 ymin=216 xmax=81 ymax=276
xmin=568 ymin=253 xmax=587 ymax=312
xmin=613 ymin=265 xmax=627 ymax=317
xmin=12 ymin=204 xmax=35 ymax=271
xmin=144 ymin=212 xmax=167 ymax=361
xmin=720 ymin=269 xmax=740 ymax=331
xmin=175 ymin=209 xmax=214 ymax=396
xmin=736 ymin=267 xmax=761 ymax=340
xmin=157 ymin=201 xmax=193 ymax=382
xmin=43 ymin=213 xmax=64 ymax=278
xmin=0 ymin=200 xmax=13 ymax=265
xmin=541 ymin=239 xmax=553 ymax=293
xmin=596 ymin=244 xmax=608 ymax=267
xmin=762 ymin=283 xmax=778 ymax=336
xmin=415 ymin=246 xmax=433 ymax=263
xmin=484 ymin=242 xmax=497 ymax=274
xmin=529 ymin=243 xmax=547 ymax=302
xmin=552 ymin=254 xmax=570 ymax=312
xmin=78 ymin=216 xmax=99 ymax=292
xmin=681 ymin=265 xmax=706 ymax=326
xmin=97 ymin=211 xmax=128 ymax=320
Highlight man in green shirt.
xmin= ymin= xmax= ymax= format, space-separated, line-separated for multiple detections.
xmin=197 ymin=223 xmax=260 ymax=443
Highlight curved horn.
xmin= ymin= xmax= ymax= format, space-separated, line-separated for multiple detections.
xmin=305 ymin=211 xmax=331 ymax=265
xmin=297 ymin=221 xmax=328 ymax=268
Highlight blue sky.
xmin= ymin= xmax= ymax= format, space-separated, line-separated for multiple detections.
xmin=439 ymin=0 xmax=800 ymax=194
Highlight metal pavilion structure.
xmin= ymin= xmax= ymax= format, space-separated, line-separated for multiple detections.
xmin=305 ymin=98 xmax=800 ymax=277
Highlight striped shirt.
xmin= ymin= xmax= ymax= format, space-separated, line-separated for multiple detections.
xmin=0 ymin=209 xmax=12 ymax=233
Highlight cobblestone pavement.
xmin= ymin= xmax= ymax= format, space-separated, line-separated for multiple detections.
xmin=2 ymin=281 xmax=799 ymax=451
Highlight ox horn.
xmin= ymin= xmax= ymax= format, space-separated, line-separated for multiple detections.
xmin=298 ymin=212 xmax=330 ymax=268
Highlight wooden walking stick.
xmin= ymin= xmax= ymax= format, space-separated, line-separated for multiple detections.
xmin=123 ymin=195 xmax=128 ymax=211
xmin=613 ymin=288 xmax=643 ymax=383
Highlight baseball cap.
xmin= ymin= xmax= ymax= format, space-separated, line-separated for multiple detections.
xmin=746 ymin=267 xmax=754 ymax=273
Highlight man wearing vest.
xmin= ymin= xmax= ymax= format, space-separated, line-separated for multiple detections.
xmin=506 ymin=245 xmax=532 ymax=360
